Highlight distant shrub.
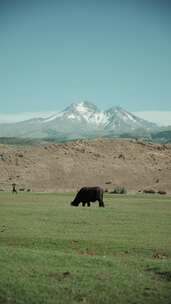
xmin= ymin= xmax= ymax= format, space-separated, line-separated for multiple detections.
xmin=118 ymin=153 xmax=125 ymax=160
xmin=17 ymin=154 xmax=24 ymax=158
xmin=158 ymin=190 xmax=167 ymax=195
xmin=143 ymin=189 xmax=156 ymax=194
xmin=111 ymin=186 xmax=127 ymax=194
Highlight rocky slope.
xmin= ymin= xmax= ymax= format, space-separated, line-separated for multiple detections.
xmin=0 ymin=139 xmax=170 ymax=193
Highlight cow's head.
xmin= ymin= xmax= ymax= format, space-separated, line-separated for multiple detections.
xmin=70 ymin=201 xmax=79 ymax=207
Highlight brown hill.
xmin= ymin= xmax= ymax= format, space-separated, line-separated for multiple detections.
xmin=0 ymin=139 xmax=171 ymax=193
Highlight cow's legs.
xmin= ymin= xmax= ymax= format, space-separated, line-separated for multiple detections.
xmin=99 ymin=200 xmax=105 ymax=207
xmin=82 ymin=202 xmax=91 ymax=207
xmin=101 ymin=200 xmax=105 ymax=207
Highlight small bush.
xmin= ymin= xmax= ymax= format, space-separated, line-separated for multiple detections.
xmin=158 ymin=190 xmax=167 ymax=195
xmin=111 ymin=186 xmax=127 ymax=194
xmin=143 ymin=189 xmax=156 ymax=194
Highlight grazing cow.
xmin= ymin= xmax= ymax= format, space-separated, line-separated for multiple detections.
xmin=71 ymin=186 xmax=105 ymax=207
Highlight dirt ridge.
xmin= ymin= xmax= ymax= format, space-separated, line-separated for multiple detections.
xmin=0 ymin=139 xmax=170 ymax=193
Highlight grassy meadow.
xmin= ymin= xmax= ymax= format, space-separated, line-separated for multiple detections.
xmin=0 ymin=192 xmax=171 ymax=304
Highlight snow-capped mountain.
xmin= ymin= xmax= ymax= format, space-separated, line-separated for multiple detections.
xmin=0 ymin=101 xmax=158 ymax=139
xmin=105 ymin=106 xmax=156 ymax=132
xmin=43 ymin=102 xmax=108 ymax=126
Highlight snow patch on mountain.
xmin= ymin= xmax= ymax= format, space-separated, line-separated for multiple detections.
xmin=43 ymin=112 xmax=63 ymax=123
xmin=124 ymin=112 xmax=136 ymax=122
xmin=67 ymin=113 xmax=76 ymax=120
xmin=75 ymin=102 xmax=88 ymax=113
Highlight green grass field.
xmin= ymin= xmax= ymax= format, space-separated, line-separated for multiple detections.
xmin=0 ymin=192 xmax=171 ymax=304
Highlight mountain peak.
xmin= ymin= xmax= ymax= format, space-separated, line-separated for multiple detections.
xmin=64 ymin=101 xmax=99 ymax=113
xmin=106 ymin=106 xmax=125 ymax=113
xmin=61 ymin=101 xmax=105 ymax=125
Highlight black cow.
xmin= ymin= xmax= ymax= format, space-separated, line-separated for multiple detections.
xmin=71 ymin=186 xmax=105 ymax=207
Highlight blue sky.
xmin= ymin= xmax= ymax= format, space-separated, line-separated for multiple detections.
xmin=0 ymin=0 xmax=171 ymax=115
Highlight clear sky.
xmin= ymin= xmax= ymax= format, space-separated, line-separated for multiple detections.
xmin=0 ymin=0 xmax=171 ymax=114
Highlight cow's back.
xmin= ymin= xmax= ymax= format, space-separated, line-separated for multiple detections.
xmin=77 ymin=186 xmax=103 ymax=202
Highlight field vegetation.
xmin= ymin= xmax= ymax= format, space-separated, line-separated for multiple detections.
xmin=0 ymin=192 xmax=171 ymax=304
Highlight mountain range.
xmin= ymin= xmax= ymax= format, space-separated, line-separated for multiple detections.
xmin=0 ymin=102 xmax=159 ymax=140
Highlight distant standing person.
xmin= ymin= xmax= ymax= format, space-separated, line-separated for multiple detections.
xmin=12 ymin=183 xmax=17 ymax=194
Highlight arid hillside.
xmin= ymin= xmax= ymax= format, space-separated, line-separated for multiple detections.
xmin=0 ymin=139 xmax=171 ymax=193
